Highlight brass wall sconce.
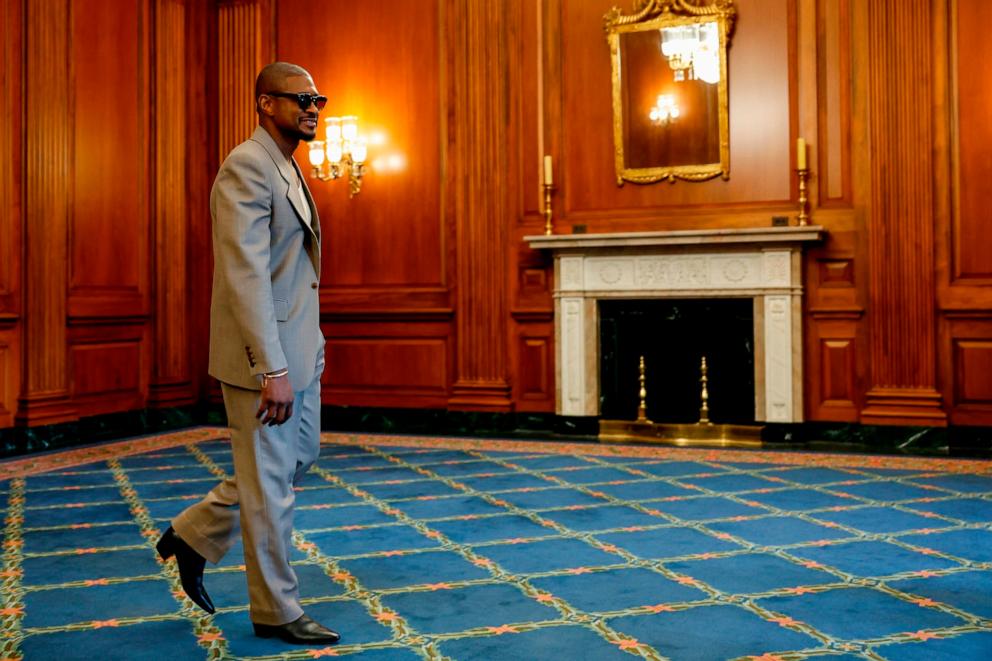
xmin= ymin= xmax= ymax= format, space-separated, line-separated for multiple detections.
xmin=308 ymin=116 xmax=368 ymax=197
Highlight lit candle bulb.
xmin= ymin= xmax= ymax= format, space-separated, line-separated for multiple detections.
xmin=308 ymin=141 xmax=325 ymax=167
xmin=351 ymin=138 xmax=368 ymax=164
xmin=341 ymin=116 xmax=358 ymax=141
xmin=325 ymin=117 xmax=342 ymax=142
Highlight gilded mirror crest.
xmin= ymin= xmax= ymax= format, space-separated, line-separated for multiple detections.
xmin=605 ymin=0 xmax=736 ymax=184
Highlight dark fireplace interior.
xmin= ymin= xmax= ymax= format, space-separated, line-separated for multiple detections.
xmin=599 ymin=298 xmax=755 ymax=424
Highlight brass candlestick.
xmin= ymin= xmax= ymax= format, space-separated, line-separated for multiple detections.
xmin=543 ymin=182 xmax=555 ymax=235
xmin=796 ymin=167 xmax=810 ymax=227
xmin=699 ymin=356 xmax=713 ymax=425
xmin=636 ymin=355 xmax=650 ymax=423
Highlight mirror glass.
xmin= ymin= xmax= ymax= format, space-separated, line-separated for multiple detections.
xmin=606 ymin=2 xmax=736 ymax=184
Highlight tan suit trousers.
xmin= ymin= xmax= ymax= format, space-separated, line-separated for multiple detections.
xmin=173 ymin=360 xmax=322 ymax=625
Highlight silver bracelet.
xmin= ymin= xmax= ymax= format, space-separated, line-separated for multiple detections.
xmin=262 ymin=368 xmax=289 ymax=387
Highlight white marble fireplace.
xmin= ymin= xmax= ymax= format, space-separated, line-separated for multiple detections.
xmin=526 ymin=226 xmax=823 ymax=423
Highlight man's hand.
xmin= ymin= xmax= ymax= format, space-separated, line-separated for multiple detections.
xmin=257 ymin=374 xmax=294 ymax=426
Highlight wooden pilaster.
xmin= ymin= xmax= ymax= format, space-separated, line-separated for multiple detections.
xmin=148 ymin=0 xmax=195 ymax=407
xmin=861 ymin=0 xmax=946 ymax=424
xmin=17 ymin=0 xmax=76 ymax=426
xmin=447 ymin=0 xmax=513 ymax=411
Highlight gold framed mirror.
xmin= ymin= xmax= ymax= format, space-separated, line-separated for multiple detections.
xmin=605 ymin=0 xmax=736 ymax=184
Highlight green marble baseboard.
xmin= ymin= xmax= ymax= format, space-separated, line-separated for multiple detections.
xmin=0 ymin=405 xmax=225 ymax=460
xmin=1 ymin=404 xmax=989 ymax=461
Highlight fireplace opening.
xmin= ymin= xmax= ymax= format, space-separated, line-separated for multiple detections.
xmin=599 ymin=298 xmax=755 ymax=424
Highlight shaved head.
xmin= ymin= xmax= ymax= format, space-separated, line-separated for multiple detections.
xmin=255 ymin=62 xmax=312 ymax=110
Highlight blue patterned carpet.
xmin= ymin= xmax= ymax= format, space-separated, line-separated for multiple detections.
xmin=2 ymin=430 xmax=992 ymax=660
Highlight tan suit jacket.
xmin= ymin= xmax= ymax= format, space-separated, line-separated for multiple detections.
xmin=208 ymin=126 xmax=323 ymax=392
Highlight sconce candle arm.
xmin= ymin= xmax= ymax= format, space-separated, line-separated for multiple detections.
xmin=309 ymin=116 xmax=368 ymax=197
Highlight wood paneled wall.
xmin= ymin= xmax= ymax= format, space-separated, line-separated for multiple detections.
xmin=2 ymin=0 xmax=213 ymax=427
xmin=938 ymin=0 xmax=992 ymax=425
xmin=277 ymin=0 xmax=458 ymax=409
xmin=1 ymin=0 xmax=990 ymax=431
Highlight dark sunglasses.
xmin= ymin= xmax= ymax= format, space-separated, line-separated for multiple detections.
xmin=264 ymin=91 xmax=328 ymax=111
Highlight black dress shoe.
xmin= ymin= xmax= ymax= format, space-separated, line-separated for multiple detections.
xmin=253 ymin=613 xmax=341 ymax=644
xmin=156 ymin=526 xmax=215 ymax=614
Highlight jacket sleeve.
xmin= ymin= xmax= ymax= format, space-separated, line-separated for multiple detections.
xmin=210 ymin=147 xmax=288 ymax=377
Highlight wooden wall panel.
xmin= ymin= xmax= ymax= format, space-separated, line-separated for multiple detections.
xmin=509 ymin=0 xmax=554 ymax=413
xmin=556 ymin=0 xmax=794 ymax=223
xmin=807 ymin=320 xmax=860 ymax=420
xmin=19 ymin=0 xmax=76 ymax=425
xmin=69 ymin=324 xmax=148 ymax=415
xmin=0 ymin=0 xmax=21 ymax=425
xmin=936 ymin=0 xmax=992 ymax=425
xmin=942 ymin=318 xmax=992 ymax=425
xmin=955 ymin=341 xmax=992 ymax=404
xmin=217 ymin=0 xmax=273 ymax=160
xmin=0 ymin=0 xmax=21 ymax=318
xmin=446 ymin=0 xmax=512 ymax=410
xmin=69 ymin=0 xmax=149 ymax=319
xmin=796 ymin=0 xmax=861 ymax=422
xmin=860 ymin=0 xmax=945 ymax=425
xmin=148 ymin=0 xmax=194 ymax=407
xmin=277 ymin=0 xmax=457 ymax=408
xmin=184 ymin=0 xmax=218 ymax=405
xmin=815 ymin=0 xmax=852 ymax=206
xmin=0 ymin=330 xmax=17 ymax=428
xmin=64 ymin=0 xmax=152 ymax=419
xmin=322 ymin=322 xmax=451 ymax=408
xmin=279 ymin=0 xmax=445 ymax=293
xmin=515 ymin=328 xmax=554 ymax=410
xmin=952 ymin=0 xmax=992 ymax=284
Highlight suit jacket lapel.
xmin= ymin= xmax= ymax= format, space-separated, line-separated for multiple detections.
xmin=249 ymin=126 xmax=322 ymax=279
xmin=290 ymin=158 xmax=320 ymax=239
xmin=250 ymin=127 xmax=319 ymax=240
xmin=291 ymin=159 xmax=322 ymax=280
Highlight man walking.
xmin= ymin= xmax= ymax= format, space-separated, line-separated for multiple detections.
xmin=156 ymin=62 xmax=338 ymax=645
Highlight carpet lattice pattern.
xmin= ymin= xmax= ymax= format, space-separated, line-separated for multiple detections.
xmin=2 ymin=429 xmax=992 ymax=660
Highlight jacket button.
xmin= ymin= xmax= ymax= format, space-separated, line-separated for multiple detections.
xmin=311 ymin=282 xmax=318 ymax=289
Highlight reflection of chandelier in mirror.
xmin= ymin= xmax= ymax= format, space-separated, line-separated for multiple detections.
xmin=308 ymin=116 xmax=368 ymax=197
xmin=659 ymin=21 xmax=721 ymax=84
xmin=649 ymin=94 xmax=680 ymax=125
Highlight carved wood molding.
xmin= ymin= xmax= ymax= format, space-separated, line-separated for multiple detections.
xmin=18 ymin=0 xmax=76 ymax=425
xmin=447 ymin=0 xmax=513 ymax=410
xmin=861 ymin=0 xmax=946 ymax=424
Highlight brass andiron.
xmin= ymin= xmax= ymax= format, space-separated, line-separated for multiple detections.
xmin=597 ymin=351 xmax=764 ymax=448
xmin=698 ymin=356 xmax=713 ymax=425
xmin=636 ymin=355 xmax=651 ymax=423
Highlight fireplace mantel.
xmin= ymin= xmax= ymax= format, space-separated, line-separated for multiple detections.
xmin=525 ymin=226 xmax=824 ymax=423
xmin=525 ymin=226 xmax=824 ymax=251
